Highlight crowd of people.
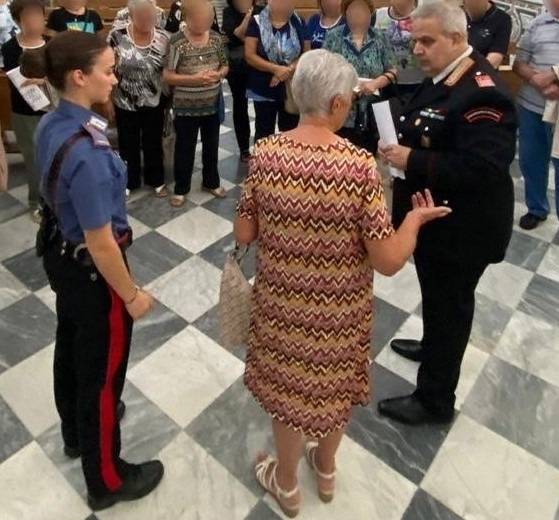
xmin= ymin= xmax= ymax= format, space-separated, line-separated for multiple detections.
xmin=3 ymin=0 xmax=539 ymax=216
xmin=0 ymin=0 xmax=558 ymax=516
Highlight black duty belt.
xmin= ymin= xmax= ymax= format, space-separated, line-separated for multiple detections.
xmin=58 ymin=228 xmax=133 ymax=267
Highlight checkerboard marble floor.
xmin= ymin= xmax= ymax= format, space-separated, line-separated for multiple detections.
xmin=1 ymin=91 xmax=559 ymax=520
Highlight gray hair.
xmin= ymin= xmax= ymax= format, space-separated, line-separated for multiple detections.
xmin=291 ymin=50 xmax=358 ymax=116
xmin=128 ymin=0 xmax=156 ymax=12
xmin=411 ymin=1 xmax=468 ymax=37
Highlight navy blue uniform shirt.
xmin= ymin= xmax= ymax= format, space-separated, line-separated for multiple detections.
xmin=35 ymin=99 xmax=129 ymax=243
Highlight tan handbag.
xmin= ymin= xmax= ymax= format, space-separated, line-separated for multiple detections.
xmin=219 ymin=244 xmax=253 ymax=350
xmin=284 ymin=79 xmax=300 ymax=115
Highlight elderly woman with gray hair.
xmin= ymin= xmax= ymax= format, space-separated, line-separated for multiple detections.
xmin=108 ymin=0 xmax=170 ymax=196
xmin=234 ymin=49 xmax=451 ymax=518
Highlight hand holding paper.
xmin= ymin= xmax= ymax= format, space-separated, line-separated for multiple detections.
xmin=372 ymin=100 xmax=405 ymax=179
xmin=6 ymin=67 xmax=50 ymax=112
xmin=380 ymin=143 xmax=412 ymax=171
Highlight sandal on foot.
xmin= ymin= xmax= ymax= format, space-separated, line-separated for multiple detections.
xmin=255 ymin=455 xmax=300 ymax=518
xmin=170 ymin=195 xmax=186 ymax=208
xmin=305 ymin=442 xmax=336 ymax=503
xmin=202 ymin=186 xmax=226 ymax=198
xmin=155 ymin=184 xmax=169 ymax=198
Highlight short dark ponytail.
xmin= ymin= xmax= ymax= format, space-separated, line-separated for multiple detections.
xmin=20 ymin=31 xmax=108 ymax=91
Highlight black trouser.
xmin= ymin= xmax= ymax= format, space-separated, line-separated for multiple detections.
xmin=337 ymin=127 xmax=378 ymax=155
xmin=414 ymin=251 xmax=487 ymax=414
xmin=227 ymin=70 xmax=251 ymax=153
xmin=174 ymin=114 xmax=220 ymax=195
xmin=43 ymin=244 xmax=133 ymax=498
xmin=253 ymin=100 xmax=299 ymax=141
xmin=115 ymin=104 xmax=165 ymax=191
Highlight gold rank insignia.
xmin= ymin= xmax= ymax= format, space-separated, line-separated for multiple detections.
xmin=415 ymin=118 xmax=421 ymax=126
xmin=444 ymin=57 xmax=475 ymax=87
xmin=421 ymin=135 xmax=431 ymax=148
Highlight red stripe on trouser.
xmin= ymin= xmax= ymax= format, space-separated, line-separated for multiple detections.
xmin=99 ymin=287 xmax=127 ymax=491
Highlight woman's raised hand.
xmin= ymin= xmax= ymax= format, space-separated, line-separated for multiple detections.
xmin=409 ymin=189 xmax=452 ymax=226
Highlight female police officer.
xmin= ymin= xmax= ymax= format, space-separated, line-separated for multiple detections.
xmin=23 ymin=31 xmax=164 ymax=511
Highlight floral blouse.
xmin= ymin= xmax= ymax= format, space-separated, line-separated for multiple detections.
xmin=323 ymin=25 xmax=395 ymax=128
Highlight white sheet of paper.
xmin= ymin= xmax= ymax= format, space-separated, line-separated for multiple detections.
xmin=372 ymin=100 xmax=405 ymax=180
xmin=6 ymin=67 xmax=50 ymax=112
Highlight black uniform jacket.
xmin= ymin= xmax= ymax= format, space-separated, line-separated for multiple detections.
xmin=392 ymin=50 xmax=517 ymax=266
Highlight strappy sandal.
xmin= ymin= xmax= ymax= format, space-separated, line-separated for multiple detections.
xmin=255 ymin=455 xmax=300 ymax=518
xmin=169 ymin=195 xmax=186 ymax=208
xmin=154 ymin=184 xmax=169 ymax=198
xmin=202 ymin=186 xmax=226 ymax=198
xmin=305 ymin=442 xmax=337 ymax=503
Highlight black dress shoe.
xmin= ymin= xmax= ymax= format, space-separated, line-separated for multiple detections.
xmin=63 ymin=401 xmax=126 ymax=459
xmin=116 ymin=400 xmax=126 ymax=421
xmin=378 ymin=394 xmax=454 ymax=425
xmin=88 ymin=460 xmax=165 ymax=511
xmin=63 ymin=445 xmax=81 ymax=459
xmin=519 ymin=213 xmax=546 ymax=230
xmin=390 ymin=339 xmax=424 ymax=362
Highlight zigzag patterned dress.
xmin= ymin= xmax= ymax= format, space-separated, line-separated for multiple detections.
xmin=238 ymin=134 xmax=395 ymax=437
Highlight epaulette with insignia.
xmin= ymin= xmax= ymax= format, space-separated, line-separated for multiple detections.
xmin=444 ymin=57 xmax=475 ymax=88
xmin=82 ymin=122 xmax=111 ymax=149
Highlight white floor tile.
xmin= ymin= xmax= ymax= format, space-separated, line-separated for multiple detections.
xmin=128 ymin=326 xmax=244 ymax=428
xmin=0 ymin=214 xmax=39 ymax=262
xmin=6 ymin=184 xmax=28 ymax=206
xmin=494 ymin=310 xmax=559 ymax=388
xmin=0 ymin=265 xmax=30 ymax=312
xmin=0 ymin=442 xmax=89 ymax=520
xmin=156 ymin=207 xmax=232 ymax=254
xmin=98 ymin=432 xmax=257 ymax=520
xmin=34 ymin=284 xmax=56 ymax=314
xmin=537 ymin=244 xmax=559 ymax=284
xmin=422 ymin=414 xmax=559 ymax=520
xmin=128 ymin=215 xmax=153 ymax=240
xmin=476 ymin=261 xmax=533 ymax=308
xmin=453 ymin=344 xmax=490 ymax=410
xmin=146 ymin=256 xmax=222 ymax=322
xmin=374 ymin=262 xmax=422 ymax=313
xmin=0 ymin=344 xmax=57 ymax=437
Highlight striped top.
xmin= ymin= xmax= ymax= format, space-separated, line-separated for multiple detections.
xmin=166 ymin=30 xmax=228 ymax=117
xmin=516 ymin=13 xmax=559 ymax=114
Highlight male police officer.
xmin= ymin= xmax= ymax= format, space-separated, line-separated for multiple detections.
xmin=378 ymin=1 xmax=517 ymax=425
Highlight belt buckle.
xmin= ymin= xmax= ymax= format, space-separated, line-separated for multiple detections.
xmin=72 ymin=243 xmax=87 ymax=261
